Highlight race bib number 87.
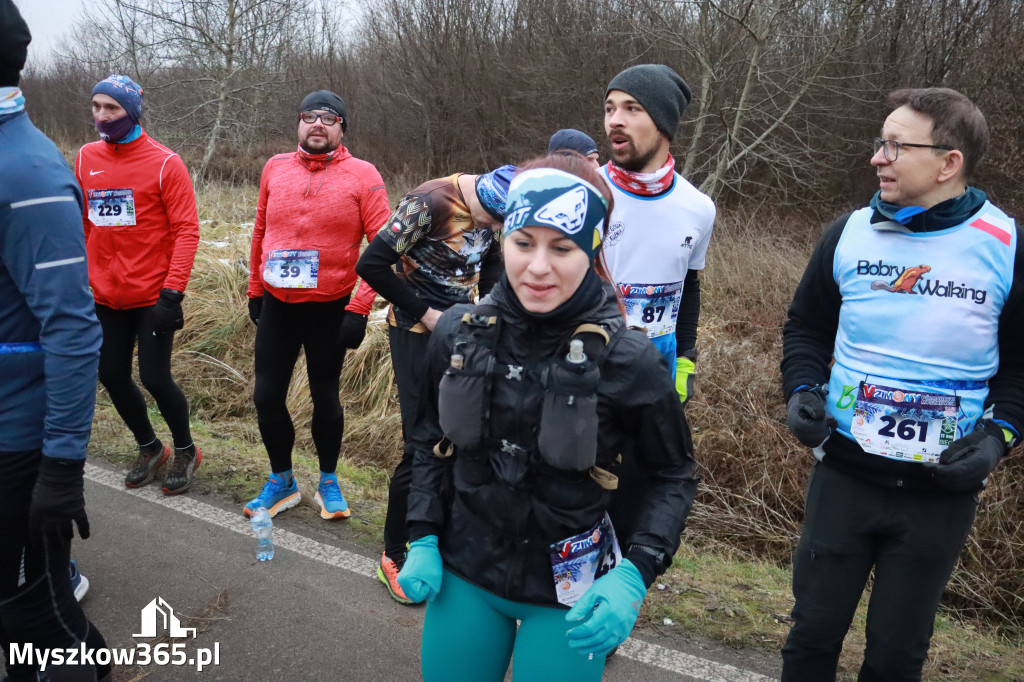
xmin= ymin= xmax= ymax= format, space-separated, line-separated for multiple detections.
xmin=619 ymin=281 xmax=682 ymax=337
xmin=850 ymin=382 xmax=957 ymax=463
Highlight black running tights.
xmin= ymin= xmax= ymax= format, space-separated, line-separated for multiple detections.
xmin=94 ymin=303 xmax=192 ymax=449
xmin=252 ymin=291 xmax=348 ymax=474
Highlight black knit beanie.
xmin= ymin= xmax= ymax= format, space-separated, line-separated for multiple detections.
xmin=0 ymin=0 xmax=31 ymax=87
xmin=605 ymin=64 xmax=692 ymax=140
xmin=299 ymin=89 xmax=347 ymax=132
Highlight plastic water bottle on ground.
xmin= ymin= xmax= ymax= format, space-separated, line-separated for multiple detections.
xmin=250 ymin=507 xmax=274 ymax=561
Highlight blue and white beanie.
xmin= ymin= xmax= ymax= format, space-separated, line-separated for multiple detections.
xmin=475 ymin=164 xmax=517 ymax=221
xmin=92 ymin=75 xmax=144 ymax=123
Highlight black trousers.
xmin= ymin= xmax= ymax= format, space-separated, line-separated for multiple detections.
xmin=94 ymin=303 xmax=192 ymax=449
xmin=0 ymin=451 xmax=109 ymax=682
xmin=382 ymin=325 xmax=432 ymax=561
xmin=781 ymin=463 xmax=978 ymax=682
xmin=252 ymin=291 xmax=348 ymax=474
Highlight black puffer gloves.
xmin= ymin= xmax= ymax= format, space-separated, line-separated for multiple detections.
xmin=151 ymin=288 xmax=185 ymax=333
xmin=29 ymin=457 xmax=90 ymax=542
xmin=786 ymin=387 xmax=837 ymax=448
xmin=926 ymin=420 xmax=1007 ymax=492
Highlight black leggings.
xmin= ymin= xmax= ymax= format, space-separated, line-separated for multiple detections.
xmin=383 ymin=325 xmax=432 ymax=561
xmin=252 ymin=291 xmax=348 ymax=474
xmin=94 ymin=303 xmax=192 ymax=449
xmin=781 ymin=463 xmax=978 ymax=681
xmin=0 ymin=451 xmax=109 ymax=682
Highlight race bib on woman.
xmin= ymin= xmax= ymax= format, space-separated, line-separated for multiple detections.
xmin=548 ymin=514 xmax=622 ymax=607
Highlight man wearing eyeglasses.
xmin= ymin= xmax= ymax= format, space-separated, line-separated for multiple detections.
xmin=781 ymin=88 xmax=1024 ymax=680
xmin=245 ymin=90 xmax=390 ymax=522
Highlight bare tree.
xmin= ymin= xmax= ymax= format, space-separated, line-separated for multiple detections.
xmin=60 ymin=0 xmax=310 ymax=181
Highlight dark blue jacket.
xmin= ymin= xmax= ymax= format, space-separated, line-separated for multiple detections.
xmin=0 ymin=110 xmax=102 ymax=459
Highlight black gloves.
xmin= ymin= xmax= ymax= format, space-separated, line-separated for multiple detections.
xmin=786 ymin=387 xmax=837 ymax=448
xmin=29 ymin=457 xmax=90 ymax=542
xmin=339 ymin=312 xmax=368 ymax=349
xmin=248 ymin=297 xmax=263 ymax=326
xmin=151 ymin=288 xmax=185 ymax=333
xmin=925 ymin=420 xmax=1007 ymax=492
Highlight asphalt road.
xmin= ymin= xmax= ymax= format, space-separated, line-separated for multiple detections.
xmin=23 ymin=461 xmax=781 ymax=681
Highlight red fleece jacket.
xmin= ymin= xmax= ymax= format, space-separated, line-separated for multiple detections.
xmin=248 ymin=147 xmax=389 ymax=313
xmin=75 ymin=131 xmax=199 ymax=309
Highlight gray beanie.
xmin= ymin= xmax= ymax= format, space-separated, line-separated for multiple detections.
xmin=605 ymin=64 xmax=692 ymax=140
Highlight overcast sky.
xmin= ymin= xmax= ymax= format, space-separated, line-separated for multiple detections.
xmin=16 ymin=0 xmax=88 ymax=65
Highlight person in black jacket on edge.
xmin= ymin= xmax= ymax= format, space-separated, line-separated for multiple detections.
xmin=396 ymin=152 xmax=698 ymax=681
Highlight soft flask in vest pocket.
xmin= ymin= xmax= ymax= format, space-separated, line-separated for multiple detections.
xmin=538 ymin=354 xmax=601 ymax=472
xmin=438 ymin=337 xmax=494 ymax=450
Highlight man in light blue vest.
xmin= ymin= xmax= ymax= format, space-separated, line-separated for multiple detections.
xmin=781 ymin=88 xmax=1024 ymax=681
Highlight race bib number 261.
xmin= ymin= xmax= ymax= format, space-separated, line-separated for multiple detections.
xmin=850 ymin=382 xmax=957 ymax=463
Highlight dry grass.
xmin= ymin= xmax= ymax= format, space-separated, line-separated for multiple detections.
xmin=87 ymin=184 xmax=1024 ymax=675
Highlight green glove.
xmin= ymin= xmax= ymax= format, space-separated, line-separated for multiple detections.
xmin=675 ymin=357 xmax=695 ymax=407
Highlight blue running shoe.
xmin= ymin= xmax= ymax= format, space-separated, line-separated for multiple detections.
xmin=244 ymin=472 xmax=301 ymax=518
xmin=69 ymin=560 xmax=89 ymax=602
xmin=315 ymin=473 xmax=350 ymax=520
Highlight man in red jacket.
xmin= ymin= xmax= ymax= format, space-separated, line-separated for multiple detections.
xmin=245 ymin=90 xmax=390 ymax=521
xmin=75 ymin=75 xmax=202 ymax=495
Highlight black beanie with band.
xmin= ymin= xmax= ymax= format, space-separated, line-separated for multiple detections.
xmin=299 ymin=90 xmax=347 ymax=132
xmin=605 ymin=64 xmax=691 ymax=140
xmin=0 ymin=0 xmax=31 ymax=87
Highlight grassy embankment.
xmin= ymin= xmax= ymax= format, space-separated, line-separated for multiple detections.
xmin=86 ymin=183 xmax=1024 ymax=680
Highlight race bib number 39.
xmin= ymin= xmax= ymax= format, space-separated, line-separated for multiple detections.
xmin=850 ymin=382 xmax=957 ymax=463
xmin=263 ymin=249 xmax=319 ymax=289
xmin=549 ymin=513 xmax=622 ymax=608
xmin=619 ymin=281 xmax=682 ymax=337
xmin=87 ymin=188 xmax=136 ymax=226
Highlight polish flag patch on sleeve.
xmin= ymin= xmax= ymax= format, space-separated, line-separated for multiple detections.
xmin=971 ymin=215 xmax=1014 ymax=246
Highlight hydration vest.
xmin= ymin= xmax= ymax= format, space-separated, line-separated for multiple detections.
xmin=435 ymin=303 xmax=627 ymax=492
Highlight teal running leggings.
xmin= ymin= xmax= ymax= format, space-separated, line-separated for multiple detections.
xmin=421 ymin=570 xmax=606 ymax=682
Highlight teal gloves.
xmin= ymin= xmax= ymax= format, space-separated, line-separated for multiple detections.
xmin=565 ymin=559 xmax=647 ymax=657
xmin=675 ymin=357 xmax=695 ymax=406
xmin=397 ymin=535 xmax=443 ymax=603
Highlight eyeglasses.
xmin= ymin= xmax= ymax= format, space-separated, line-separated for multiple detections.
xmin=299 ymin=112 xmax=340 ymax=126
xmin=873 ymin=138 xmax=953 ymax=162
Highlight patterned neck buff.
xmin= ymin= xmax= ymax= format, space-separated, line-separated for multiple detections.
xmin=0 ymin=87 xmax=24 ymax=115
xmin=606 ymin=153 xmax=675 ymax=196
xmin=503 ymin=168 xmax=608 ymax=262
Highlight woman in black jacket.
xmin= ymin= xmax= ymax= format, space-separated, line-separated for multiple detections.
xmin=397 ymin=152 xmax=698 ymax=682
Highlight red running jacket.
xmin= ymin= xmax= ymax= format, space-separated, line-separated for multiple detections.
xmin=75 ymin=131 xmax=199 ymax=309
xmin=247 ymin=146 xmax=389 ymax=313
